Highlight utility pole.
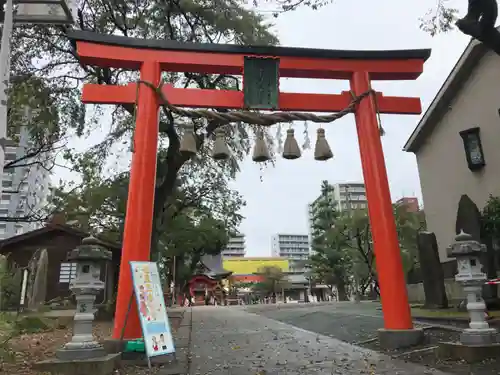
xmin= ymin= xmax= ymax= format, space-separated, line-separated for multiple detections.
xmin=0 ymin=0 xmax=14 ymax=199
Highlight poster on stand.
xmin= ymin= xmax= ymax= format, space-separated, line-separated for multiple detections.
xmin=130 ymin=261 xmax=175 ymax=357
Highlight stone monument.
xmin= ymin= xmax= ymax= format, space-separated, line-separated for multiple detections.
xmin=455 ymin=194 xmax=498 ymax=305
xmin=417 ymin=231 xmax=448 ymax=309
xmin=438 ymin=231 xmax=500 ymax=362
xmin=34 ymin=236 xmax=120 ymax=375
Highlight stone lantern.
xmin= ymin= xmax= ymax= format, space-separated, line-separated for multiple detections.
xmin=56 ymin=236 xmax=112 ymax=360
xmin=446 ymin=230 xmax=498 ymax=345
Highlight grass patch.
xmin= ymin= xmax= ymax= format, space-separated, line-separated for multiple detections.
xmin=411 ymin=307 xmax=500 ymax=319
xmin=0 ymin=312 xmax=55 ymax=364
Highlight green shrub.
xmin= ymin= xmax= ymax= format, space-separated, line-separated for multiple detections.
xmin=0 ymin=256 xmax=23 ymax=311
xmin=14 ymin=316 xmax=52 ymax=334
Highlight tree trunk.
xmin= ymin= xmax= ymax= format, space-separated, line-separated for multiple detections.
xmin=150 ymin=161 xmax=180 ymax=261
xmin=337 ymin=282 xmax=348 ymax=301
xmin=373 ymin=279 xmax=380 ymax=297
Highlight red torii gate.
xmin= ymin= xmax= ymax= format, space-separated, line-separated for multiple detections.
xmin=68 ymin=31 xmax=430 ymax=340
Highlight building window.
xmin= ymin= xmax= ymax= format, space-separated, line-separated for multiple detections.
xmin=15 ymin=225 xmax=23 ymax=234
xmin=59 ymin=262 xmax=77 ymax=284
xmin=459 ymin=127 xmax=485 ymax=171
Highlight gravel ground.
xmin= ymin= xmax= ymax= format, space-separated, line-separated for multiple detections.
xmin=361 ymin=328 xmax=500 ymax=375
xmin=188 ymin=306 xmax=449 ymax=374
xmin=246 ymin=303 xmax=500 ymax=375
xmin=246 ymin=302 xmax=385 ymax=344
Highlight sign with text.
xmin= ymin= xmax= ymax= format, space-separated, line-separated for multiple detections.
xmin=130 ymin=261 xmax=175 ymax=357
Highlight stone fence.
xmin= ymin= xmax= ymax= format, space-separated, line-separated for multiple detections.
xmin=407 ymin=278 xmax=464 ymax=304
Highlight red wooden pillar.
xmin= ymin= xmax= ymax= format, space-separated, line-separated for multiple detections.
xmin=112 ymin=61 xmax=161 ymax=339
xmin=350 ymin=71 xmax=413 ymax=330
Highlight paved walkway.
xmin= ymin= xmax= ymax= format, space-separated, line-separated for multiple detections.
xmin=188 ymin=306 xmax=450 ymax=375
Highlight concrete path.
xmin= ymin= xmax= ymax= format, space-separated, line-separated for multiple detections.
xmin=188 ymin=306 xmax=450 ymax=375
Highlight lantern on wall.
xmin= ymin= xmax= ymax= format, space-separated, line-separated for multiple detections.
xmin=459 ymin=127 xmax=485 ymax=171
xmin=13 ymin=0 xmax=76 ymax=24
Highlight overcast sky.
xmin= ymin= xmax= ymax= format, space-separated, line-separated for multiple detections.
xmin=235 ymin=0 xmax=470 ymax=256
xmin=54 ymin=0 xmax=471 ymax=257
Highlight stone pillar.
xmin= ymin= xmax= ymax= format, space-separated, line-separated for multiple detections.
xmin=56 ymin=236 xmax=112 ymax=360
xmin=447 ymin=231 xmax=498 ymax=345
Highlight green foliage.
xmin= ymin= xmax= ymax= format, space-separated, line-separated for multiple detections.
xmin=49 ymin=170 xmax=129 ymax=241
xmin=394 ymin=204 xmax=425 ymax=273
xmin=0 ymin=313 xmax=52 ymax=364
xmin=253 ymin=266 xmax=288 ymax=294
xmin=482 ymin=195 xmax=500 ymax=239
xmin=11 ymin=0 xmax=279 ymax=167
xmin=232 ymin=281 xmax=254 ymax=290
xmin=0 ymin=313 xmax=16 ymax=363
xmin=0 ymin=74 xmax=64 ymax=224
xmin=162 ymin=214 xmax=232 ymax=286
xmin=309 ymin=181 xmax=351 ymax=299
xmin=13 ymin=316 xmax=52 ymax=334
xmin=308 ymin=181 xmax=424 ymax=298
xmin=8 ymin=75 xmax=61 ymax=145
xmin=419 ymin=0 xmax=459 ymax=36
xmin=0 ymin=256 xmax=22 ymax=312
xmin=13 ymin=0 xmax=276 ymax=256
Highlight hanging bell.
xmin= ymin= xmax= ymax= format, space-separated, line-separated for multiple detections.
xmin=179 ymin=127 xmax=197 ymax=156
xmin=212 ymin=128 xmax=231 ymax=160
xmin=314 ymin=128 xmax=333 ymax=161
xmin=252 ymin=132 xmax=271 ymax=163
xmin=282 ymin=128 xmax=301 ymax=160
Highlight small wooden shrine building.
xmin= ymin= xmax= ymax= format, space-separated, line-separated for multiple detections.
xmin=187 ymin=254 xmax=232 ymax=305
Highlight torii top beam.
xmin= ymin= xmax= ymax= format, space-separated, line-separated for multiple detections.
xmin=69 ymin=31 xmax=430 ymax=80
xmin=68 ymin=31 xmax=430 ymax=115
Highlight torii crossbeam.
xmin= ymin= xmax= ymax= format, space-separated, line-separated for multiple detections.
xmin=68 ymin=30 xmax=430 ymax=340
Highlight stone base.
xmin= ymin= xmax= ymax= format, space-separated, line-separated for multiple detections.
xmin=438 ymin=341 xmax=500 ymax=363
xmin=120 ymin=351 xmax=178 ymax=366
xmin=102 ymin=339 xmax=182 ymax=367
xmin=378 ymin=328 xmax=425 ymax=350
xmin=461 ymin=328 xmax=498 ymax=346
xmin=56 ymin=345 xmax=107 ymax=360
xmin=33 ymin=353 xmax=120 ymax=375
xmin=102 ymin=338 xmax=126 ymax=354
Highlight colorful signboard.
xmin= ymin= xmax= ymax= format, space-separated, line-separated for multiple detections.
xmin=130 ymin=261 xmax=175 ymax=357
xmin=223 ymin=257 xmax=289 ymax=275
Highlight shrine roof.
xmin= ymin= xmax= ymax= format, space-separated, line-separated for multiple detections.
xmin=0 ymin=222 xmax=121 ymax=253
xmin=68 ymin=31 xmax=431 ymax=61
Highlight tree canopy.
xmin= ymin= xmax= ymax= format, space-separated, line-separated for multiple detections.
xmin=309 ymin=180 xmax=351 ymax=300
xmin=8 ymin=0 xmax=279 ymax=255
xmin=308 ymin=181 xmax=425 ymax=300
xmin=253 ymin=265 xmax=289 ymax=297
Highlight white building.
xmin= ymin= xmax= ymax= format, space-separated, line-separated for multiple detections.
xmin=0 ymin=127 xmax=51 ymax=239
xmin=271 ymin=233 xmax=310 ymax=273
xmin=221 ymin=233 xmax=246 ymax=257
xmin=308 ymin=182 xmax=367 ymax=247
xmin=332 ymin=182 xmax=367 ymax=212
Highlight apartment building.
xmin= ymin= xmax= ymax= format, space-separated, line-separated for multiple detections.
xmin=221 ymin=232 xmax=246 ymax=257
xmin=332 ymin=182 xmax=367 ymax=212
xmin=271 ymin=233 xmax=310 ymax=273
xmin=395 ymin=197 xmax=420 ymax=213
xmin=0 ymin=127 xmax=51 ymax=239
